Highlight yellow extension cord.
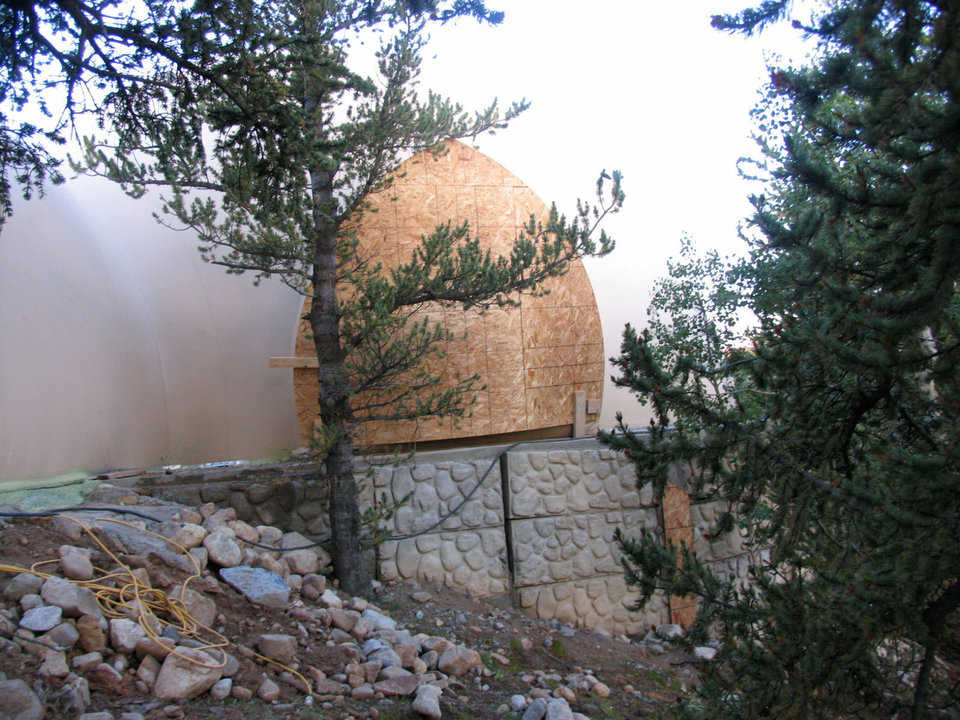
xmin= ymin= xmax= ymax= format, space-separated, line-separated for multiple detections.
xmin=0 ymin=514 xmax=313 ymax=695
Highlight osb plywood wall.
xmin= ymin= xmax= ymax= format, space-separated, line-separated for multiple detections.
xmin=292 ymin=141 xmax=603 ymax=446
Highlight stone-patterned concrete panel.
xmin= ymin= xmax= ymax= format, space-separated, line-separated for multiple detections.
xmin=378 ymin=527 xmax=508 ymax=598
xmin=511 ymin=508 xmax=658 ymax=587
xmin=691 ymin=500 xmax=749 ymax=562
xmin=372 ymin=458 xmax=503 ymax=535
xmin=506 ymin=450 xmax=652 ymax=519
xmin=517 ymin=578 xmax=669 ymax=635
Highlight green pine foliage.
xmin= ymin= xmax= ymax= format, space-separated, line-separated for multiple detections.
xmin=53 ymin=0 xmax=622 ymax=593
xmin=603 ymin=2 xmax=960 ymax=718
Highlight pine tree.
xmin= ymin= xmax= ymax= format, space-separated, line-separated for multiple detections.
xmin=603 ymin=2 xmax=960 ymax=717
xmin=76 ymin=0 xmax=622 ymax=594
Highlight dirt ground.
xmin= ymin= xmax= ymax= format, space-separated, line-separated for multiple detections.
xmin=0 ymin=514 xmax=698 ymax=720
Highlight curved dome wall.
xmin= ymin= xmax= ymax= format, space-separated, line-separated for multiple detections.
xmin=290 ymin=141 xmax=604 ymax=446
xmin=0 ymin=177 xmax=302 ymax=480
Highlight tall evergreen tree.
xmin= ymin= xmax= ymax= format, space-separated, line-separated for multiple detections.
xmin=603 ymin=1 xmax=960 ymax=717
xmin=76 ymin=0 xmax=622 ymax=594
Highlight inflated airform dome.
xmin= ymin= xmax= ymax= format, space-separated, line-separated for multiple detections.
xmin=0 ymin=177 xmax=301 ymax=480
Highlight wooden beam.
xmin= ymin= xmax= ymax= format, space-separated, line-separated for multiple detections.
xmin=574 ymin=390 xmax=587 ymax=438
xmin=269 ymin=357 xmax=319 ymax=368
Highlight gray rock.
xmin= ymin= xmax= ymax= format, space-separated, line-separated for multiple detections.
xmin=320 ymin=588 xmax=343 ymax=608
xmin=0 ymin=680 xmax=43 ymax=720
xmin=20 ymin=604 xmax=62 ymax=632
xmin=3 ymin=573 xmax=43 ymax=600
xmin=41 ymin=576 xmax=81 ymax=614
xmin=38 ymin=649 xmax=70 ymax=677
xmin=257 ymin=634 xmax=297 ymax=665
xmin=153 ymin=646 xmax=223 ymax=700
xmin=368 ymin=647 xmax=401 ymax=668
xmin=168 ymin=523 xmax=206 ymax=549
xmin=412 ymin=683 xmax=443 ymax=719
xmin=437 ymin=645 xmax=482 ymax=677
xmin=362 ymin=638 xmax=383 ymax=655
xmin=510 ymin=694 xmax=527 ymax=711
xmin=522 ymin=698 xmax=548 ymax=720
xmin=361 ymin=607 xmax=396 ymax=631
xmin=110 ymin=618 xmax=146 ymax=654
xmin=59 ymin=547 xmax=94 ymax=580
xmin=173 ymin=586 xmax=216 ymax=629
xmin=655 ymin=623 xmax=684 ymax=640
xmin=44 ymin=620 xmax=80 ymax=648
xmin=19 ymin=593 xmax=42 ymax=611
xmin=257 ymin=677 xmax=280 ymax=701
xmin=72 ymin=651 xmax=104 ymax=672
xmin=545 ymin=698 xmax=574 ymax=720
xmin=203 ymin=531 xmax=242 ymax=567
xmin=78 ymin=712 xmax=114 ymax=720
xmin=694 ymin=646 xmax=717 ymax=661
xmin=373 ymin=673 xmax=419 ymax=696
xmin=210 ymin=678 xmax=233 ymax=700
xmin=219 ymin=566 xmax=290 ymax=608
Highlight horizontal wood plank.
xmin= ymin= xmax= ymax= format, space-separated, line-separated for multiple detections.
xmin=269 ymin=357 xmax=319 ymax=368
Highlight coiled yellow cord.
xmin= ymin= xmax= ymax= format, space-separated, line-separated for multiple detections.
xmin=0 ymin=513 xmax=313 ymax=695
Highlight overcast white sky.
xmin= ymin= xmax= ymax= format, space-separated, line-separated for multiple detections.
xmin=410 ymin=0 xmax=811 ymax=428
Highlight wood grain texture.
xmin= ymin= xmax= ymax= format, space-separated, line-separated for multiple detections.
xmin=290 ymin=141 xmax=604 ymax=446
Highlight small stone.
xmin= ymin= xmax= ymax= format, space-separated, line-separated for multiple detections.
xmin=44 ymin=621 xmax=79 ymax=648
xmin=257 ymin=677 xmax=280 ymax=702
xmin=232 ymin=685 xmax=253 ymax=700
xmin=351 ymin=683 xmax=375 ymax=699
xmin=0 ymin=678 xmax=42 ymax=720
xmin=110 ymin=618 xmax=146 ymax=654
xmin=136 ymin=655 xmax=161 ymax=689
xmin=258 ymin=634 xmax=297 ymax=665
xmin=203 ymin=531 xmax=242 ymax=567
xmin=320 ymin=589 xmax=343 ymax=608
xmin=522 ymin=698 xmax=548 ymax=720
xmin=19 ymin=605 xmax=62 ymax=632
xmin=89 ymin=663 xmax=124 ymax=691
xmin=210 ymin=678 xmax=233 ymax=700
xmin=77 ymin=615 xmax=107 ymax=652
xmin=72 ymin=651 xmax=104 ymax=672
xmin=361 ymin=608 xmax=395 ymax=630
xmin=19 ymin=593 xmax=42 ymax=611
xmin=169 ymin=523 xmax=206 ymax=549
xmin=655 ymin=623 xmax=683 ymax=640
xmin=592 ymin=682 xmax=610 ymax=697
xmin=58 ymin=546 xmax=94 ymax=580
xmin=437 ymin=645 xmax=482 ymax=677
xmin=38 ymin=650 xmax=70 ymax=678
xmin=219 ymin=566 xmax=290 ymax=608
xmin=373 ymin=673 xmax=419 ymax=696
xmin=411 ymin=683 xmax=442 ymax=719
xmin=153 ymin=646 xmax=223 ymax=700
xmin=545 ymin=698 xmax=573 ymax=720
xmin=510 ymin=694 xmax=527 ymax=711
xmin=41 ymin=576 xmax=81 ymax=615
xmin=694 ymin=646 xmax=717 ymax=661
xmin=3 ymin=573 xmax=44 ymax=601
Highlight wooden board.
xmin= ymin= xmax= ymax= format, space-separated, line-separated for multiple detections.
xmin=290 ymin=141 xmax=604 ymax=446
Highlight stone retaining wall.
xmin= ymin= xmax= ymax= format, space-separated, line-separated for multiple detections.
xmin=130 ymin=438 xmax=751 ymax=635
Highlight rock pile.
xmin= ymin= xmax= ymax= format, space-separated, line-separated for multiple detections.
xmin=0 ymin=492 xmax=512 ymax=719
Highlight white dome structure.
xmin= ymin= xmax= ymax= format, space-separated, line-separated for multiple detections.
xmin=0 ymin=176 xmax=302 ymax=480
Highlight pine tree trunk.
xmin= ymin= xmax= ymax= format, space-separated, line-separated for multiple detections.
xmin=309 ymin=164 xmax=370 ymax=596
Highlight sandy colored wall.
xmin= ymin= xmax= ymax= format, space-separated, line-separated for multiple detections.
xmin=0 ymin=177 xmax=302 ymax=480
